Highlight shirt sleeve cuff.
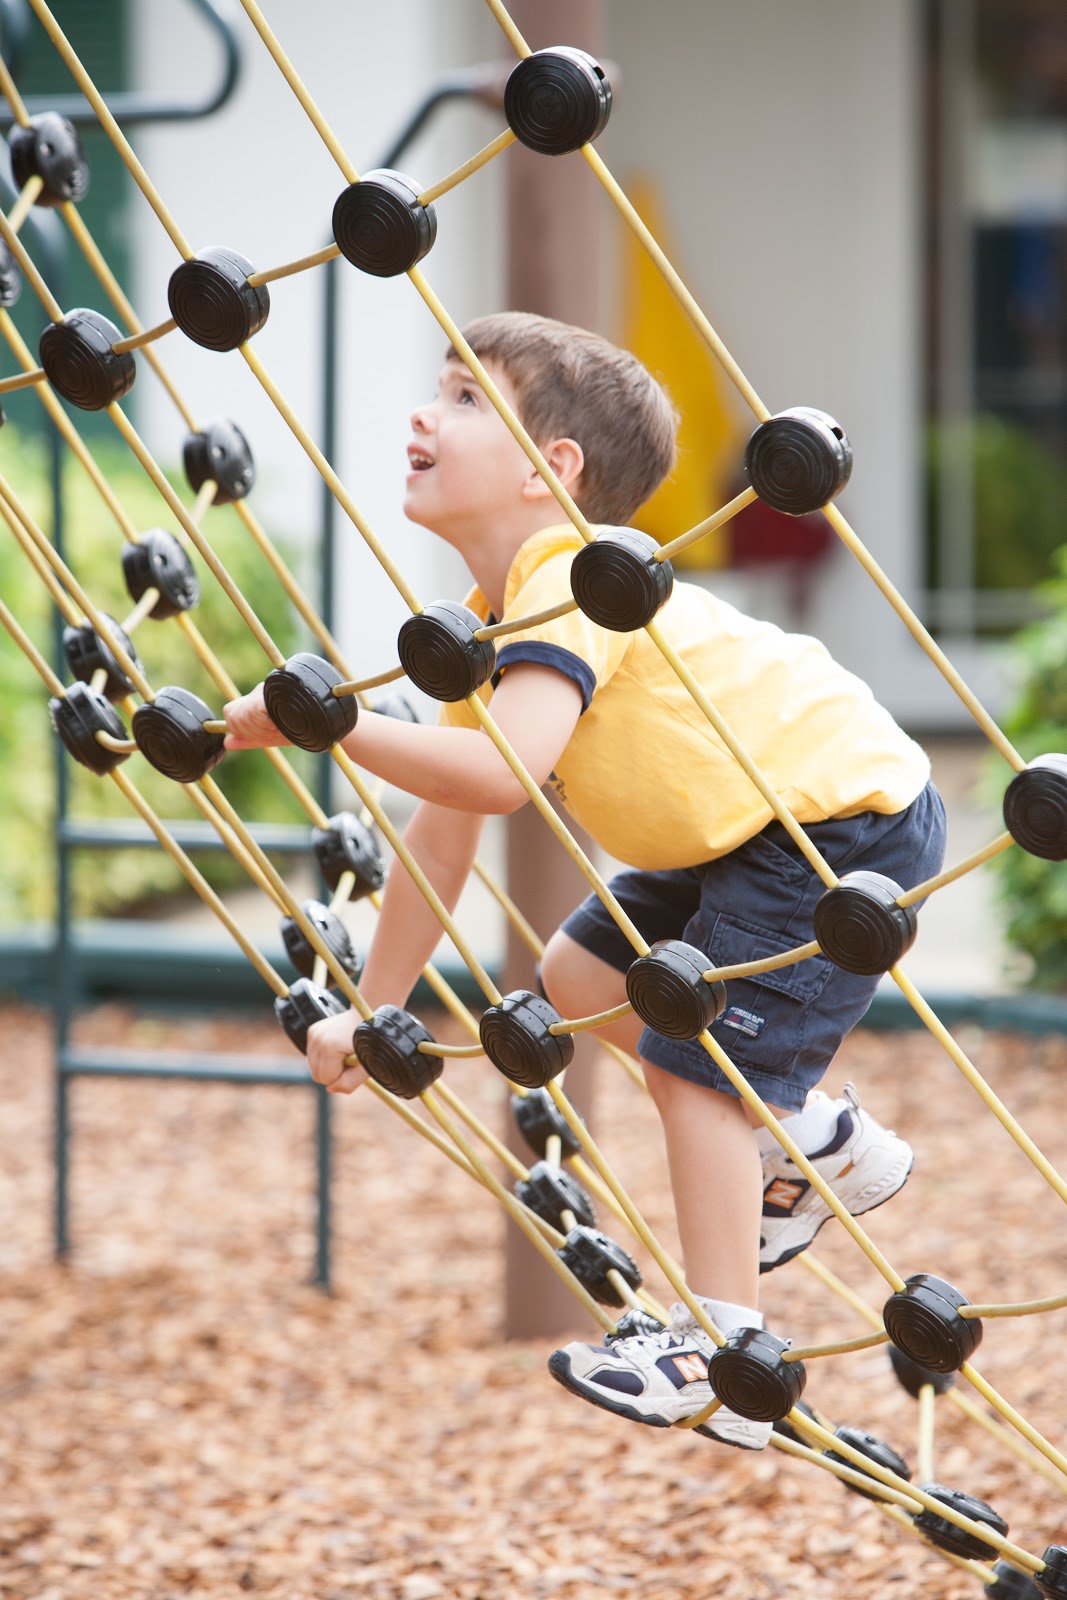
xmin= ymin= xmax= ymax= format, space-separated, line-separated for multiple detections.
xmin=494 ymin=642 xmax=596 ymax=713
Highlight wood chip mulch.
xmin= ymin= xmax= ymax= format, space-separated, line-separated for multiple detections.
xmin=3 ymin=1001 xmax=1067 ymax=1600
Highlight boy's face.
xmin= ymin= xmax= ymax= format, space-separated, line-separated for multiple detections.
xmin=403 ymin=357 xmax=533 ymax=545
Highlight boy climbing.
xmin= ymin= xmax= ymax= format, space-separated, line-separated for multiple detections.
xmin=223 ymin=312 xmax=946 ymax=1449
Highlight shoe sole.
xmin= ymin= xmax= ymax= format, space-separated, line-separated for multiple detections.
xmin=547 ymin=1350 xmax=675 ymax=1427
xmin=759 ymin=1149 xmax=914 ymax=1275
xmin=691 ymin=1419 xmax=771 ymax=1450
xmin=548 ymin=1351 xmax=766 ymax=1448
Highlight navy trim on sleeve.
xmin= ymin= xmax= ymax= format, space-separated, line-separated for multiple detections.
xmin=493 ymin=642 xmax=596 ymax=713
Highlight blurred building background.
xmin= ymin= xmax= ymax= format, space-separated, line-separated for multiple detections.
xmin=8 ymin=0 xmax=1067 ymax=728
xmin=5 ymin=0 xmax=1067 ymax=1007
xmin=5 ymin=0 xmax=1066 ymax=1323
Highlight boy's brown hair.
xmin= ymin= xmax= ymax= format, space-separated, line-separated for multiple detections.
xmin=452 ymin=312 xmax=677 ymax=525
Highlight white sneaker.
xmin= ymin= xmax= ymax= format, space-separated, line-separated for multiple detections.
xmin=548 ymin=1303 xmax=771 ymax=1450
xmin=760 ymin=1083 xmax=913 ymax=1273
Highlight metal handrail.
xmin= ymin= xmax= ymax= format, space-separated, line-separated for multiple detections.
xmin=0 ymin=0 xmax=242 ymax=128
xmin=0 ymin=0 xmax=31 ymax=83
xmin=319 ymin=62 xmax=512 ymax=640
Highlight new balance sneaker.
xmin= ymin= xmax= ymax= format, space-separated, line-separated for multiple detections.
xmin=759 ymin=1083 xmax=913 ymax=1273
xmin=548 ymin=1303 xmax=771 ymax=1450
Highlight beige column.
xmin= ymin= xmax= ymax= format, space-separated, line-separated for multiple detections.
xmin=502 ymin=0 xmax=606 ymax=1340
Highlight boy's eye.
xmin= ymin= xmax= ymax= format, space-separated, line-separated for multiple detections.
xmin=458 ymin=388 xmax=476 ymax=405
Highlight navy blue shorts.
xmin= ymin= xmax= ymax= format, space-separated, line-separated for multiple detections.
xmin=558 ymin=779 xmax=947 ymax=1111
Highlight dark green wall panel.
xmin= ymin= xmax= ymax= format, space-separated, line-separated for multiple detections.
xmin=7 ymin=0 xmax=130 ymax=436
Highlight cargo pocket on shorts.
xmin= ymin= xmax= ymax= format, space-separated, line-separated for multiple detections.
xmin=707 ymin=913 xmax=833 ymax=1076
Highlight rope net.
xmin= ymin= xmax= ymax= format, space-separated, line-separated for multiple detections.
xmin=2 ymin=3 xmax=1066 ymax=1593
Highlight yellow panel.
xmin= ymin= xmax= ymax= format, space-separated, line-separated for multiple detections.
xmin=619 ymin=176 xmax=745 ymax=568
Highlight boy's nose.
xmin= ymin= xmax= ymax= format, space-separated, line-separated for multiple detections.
xmin=410 ymin=400 xmax=433 ymax=432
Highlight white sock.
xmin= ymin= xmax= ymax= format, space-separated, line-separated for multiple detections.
xmin=755 ymin=1090 xmax=843 ymax=1157
xmin=694 ymin=1295 xmax=763 ymax=1335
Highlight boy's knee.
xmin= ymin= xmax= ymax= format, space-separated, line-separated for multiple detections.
xmin=643 ymin=1058 xmax=682 ymax=1108
xmin=643 ymin=1060 xmax=742 ymax=1117
xmin=540 ymin=928 xmax=626 ymax=1016
xmin=539 ymin=930 xmax=575 ymax=1009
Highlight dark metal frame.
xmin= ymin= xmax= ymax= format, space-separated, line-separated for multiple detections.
xmin=12 ymin=0 xmax=339 ymax=1285
xmin=17 ymin=4 xmax=506 ymax=1287
xmin=0 ymin=0 xmax=241 ymax=128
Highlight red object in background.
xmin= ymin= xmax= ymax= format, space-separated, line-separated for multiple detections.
xmin=726 ymin=479 xmax=837 ymax=622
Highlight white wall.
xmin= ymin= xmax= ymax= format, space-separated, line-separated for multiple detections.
xmin=602 ymin=0 xmax=1005 ymax=725
xmin=131 ymin=0 xmax=506 ymax=693
xmin=123 ymin=0 xmax=1002 ymax=729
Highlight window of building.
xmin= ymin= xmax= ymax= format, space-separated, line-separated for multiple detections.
xmin=3 ymin=0 xmax=129 ymax=437
xmin=925 ymin=0 xmax=1067 ymax=634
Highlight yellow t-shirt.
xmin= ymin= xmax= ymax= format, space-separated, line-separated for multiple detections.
xmin=441 ymin=525 xmax=930 ymax=870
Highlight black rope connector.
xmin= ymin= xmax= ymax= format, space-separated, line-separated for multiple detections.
xmin=558 ymin=1225 xmax=641 ymax=1306
xmin=168 ymin=246 xmax=270 ymax=352
xmin=913 ymin=1483 xmax=1008 ymax=1562
xmin=280 ymin=898 xmax=360 ymax=982
xmin=989 ymin=1560 xmax=1045 ymax=1599
xmin=1036 ymin=1546 xmax=1067 ymax=1599
xmin=771 ymin=1398 xmax=819 ymax=1445
xmin=132 ymin=686 xmax=226 ymax=783
xmin=510 ymin=1086 xmax=583 ymax=1160
xmin=352 ymin=1004 xmax=441 ymax=1099
xmin=0 ymin=237 xmax=22 ymax=308
xmin=882 ymin=1274 xmax=982 ymax=1374
xmin=63 ymin=613 xmax=141 ymax=703
xmin=744 ymin=406 xmax=852 ymax=515
xmin=813 ymin=870 xmax=917 ymax=975
xmin=824 ymin=1426 xmax=912 ymax=1502
xmin=49 ymin=681 xmax=130 ymax=776
xmin=480 ymin=989 xmax=574 ymax=1088
xmin=504 ymin=47 xmax=612 ymax=155
xmin=311 ymin=812 xmax=385 ymax=899
xmin=372 ymin=691 xmax=420 ymax=723
xmin=606 ymin=1307 xmax=666 ymax=1343
xmin=1003 ymin=754 xmax=1067 ymax=861
xmin=121 ymin=529 xmax=200 ymax=619
xmin=625 ymin=939 xmax=726 ymax=1040
xmin=570 ymin=528 xmax=673 ymax=632
xmin=707 ymin=1328 xmax=806 ymax=1422
xmin=332 ymin=169 xmax=437 ymax=277
xmin=274 ymin=976 xmax=347 ymax=1054
xmin=515 ymin=1161 xmax=595 ymax=1231
xmin=39 ymin=308 xmax=135 ymax=411
xmin=886 ymin=1343 xmax=957 ymax=1399
xmin=182 ymin=418 xmax=255 ymax=504
xmin=9 ymin=112 xmax=90 ymax=205
xmin=398 ymin=600 xmax=496 ymax=702
xmin=263 ymin=653 xmax=358 ymax=752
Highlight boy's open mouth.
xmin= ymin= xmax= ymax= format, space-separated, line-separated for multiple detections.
xmin=407 ymin=446 xmax=434 ymax=472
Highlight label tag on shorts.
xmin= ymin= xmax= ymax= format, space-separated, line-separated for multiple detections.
xmin=721 ymin=1005 xmax=766 ymax=1038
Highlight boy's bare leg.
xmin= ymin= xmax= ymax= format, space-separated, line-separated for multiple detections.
xmin=540 ymin=929 xmax=793 ymax=1115
xmin=642 ymin=1065 xmax=762 ymax=1308
xmin=540 ymin=929 xmax=914 ymax=1289
xmin=543 ymin=931 xmax=771 ymax=1307
xmin=540 ymin=932 xmax=645 ymax=1055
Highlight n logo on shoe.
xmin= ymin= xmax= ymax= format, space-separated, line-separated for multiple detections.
xmin=764 ymin=1177 xmax=806 ymax=1213
xmin=670 ymin=1352 xmax=708 ymax=1385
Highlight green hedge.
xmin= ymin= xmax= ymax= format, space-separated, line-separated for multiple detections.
xmin=990 ymin=545 xmax=1067 ymax=991
xmin=926 ymin=414 xmax=1067 ymax=601
xmin=0 ymin=427 xmax=317 ymax=924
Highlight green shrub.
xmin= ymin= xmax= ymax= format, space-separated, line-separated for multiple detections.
xmin=0 ymin=427 xmax=319 ymax=924
xmin=989 ymin=544 xmax=1067 ymax=990
xmin=926 ymin=414 xmax=1067 ymax=603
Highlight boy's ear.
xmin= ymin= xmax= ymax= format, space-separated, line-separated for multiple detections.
xmin=522 ymin=437 xmax=584 ymax=501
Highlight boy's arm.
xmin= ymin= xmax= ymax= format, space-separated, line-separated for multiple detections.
xmin=306 ymin=798 xmax=485 ymax=1094
xmin=223 ymin=663 xmax=584 ymax=815
xmin=361 ymin=799 xmax=486 ymax=1009
xmin=240 ymin=662 xmax=585 ymax=1092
